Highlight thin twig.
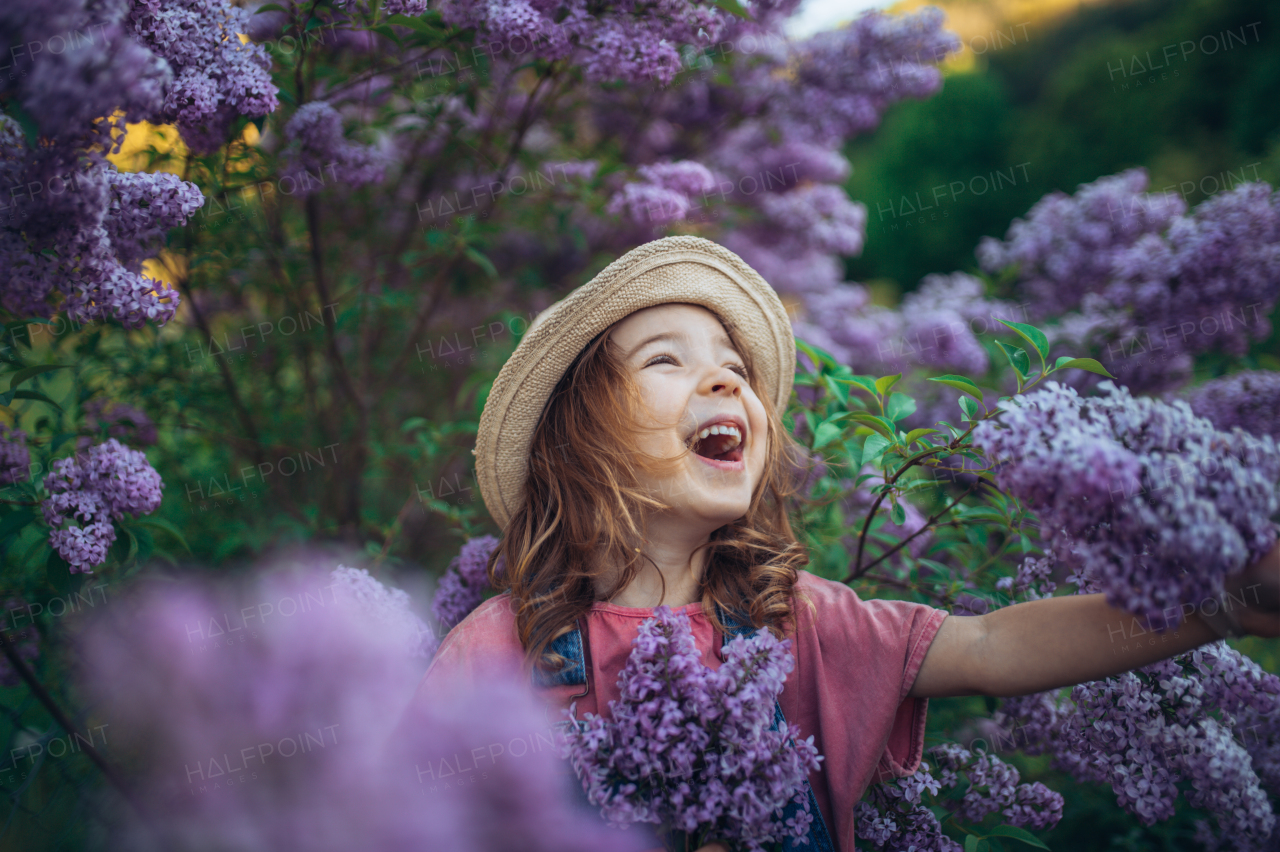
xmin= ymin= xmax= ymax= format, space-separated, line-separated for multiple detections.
xmin=846 ymin=481 xmax=982 ymax=583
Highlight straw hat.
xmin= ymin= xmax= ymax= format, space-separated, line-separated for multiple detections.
xmin=475 ymin=235 xmax=796 ymax=529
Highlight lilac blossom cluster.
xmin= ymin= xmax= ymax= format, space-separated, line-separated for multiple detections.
xmin=75 ymin=565 xmax=626 ymax=851
xmin=1186 ymin=370 xmax=1280 ymax=441
xmin=607 ymin=161 xmax=717 ymax=226
xmin=0 ymin=424 xmax=30 ymax=487
xmin=431 ymin=534 xmax=502 ymax=633
xmin=129 ymin=0 xmax=278 ymax=153
xmin=853 ymin=744 xmax=1062 ymax=850
xmin=561 ymin=605 xmax=822 ymax=850
xmin=280 ymin=101 xmax=390 ymax=195
xmin=331 ymin=564 xmax=437 ymax=658
xmin=40 ymin=439 xmax=164 ymax=573
xmin=1 ymin=0 xmax=169 ymax=149
xmin=972 ymin=380 xmax=1280 ymax=624
xmin=979 ymin=170 xmax=1280 ymax=394
xmin=794 ymin=272 xmax=1019 ymax=378
xmin=434 ymin=0 xmax=729 ymax=85
xmin=1 ymin=119 xmax=201 ymax=327
xmin=998 ymin=640 xmax=1280 ymax=850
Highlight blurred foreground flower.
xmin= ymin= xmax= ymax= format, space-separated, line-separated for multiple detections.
xmin=76 ymin=562 xmax=633 ymax=851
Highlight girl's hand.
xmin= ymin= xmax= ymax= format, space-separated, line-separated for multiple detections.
xmin=1226 ymin=539 xmax=1280 ymax=638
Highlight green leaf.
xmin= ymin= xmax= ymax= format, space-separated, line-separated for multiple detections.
xmin=137 ymin=517 xmax=193 ymax=554
xmin=812 ymin=416 xmax=844 ymax=449
xmin=958 ymin=395 xmax=980 ymax=422
xmin=304 ymin=16 xmax=326 ymax=32
xmin=904 ymin=427 xmax=939 ymax=445
xmin=890 ymin=501 xmax=906 ymax=525
xmin=838 ymin=374 xmax=880 ymax=399
xmin=712 ymin=0 xmax=751 ymax=18
xmin=965 ymin=835 xmax=981 ymax=852
xmin=851 ymin=413 xmax=896 ymax=440
xmin=874 ymin=374 xmax=901 ymax=397
xmin=10 ymin=389 xmax=62 ymax=412
xmin=986 ymin=825 xmax=1050 ymax=850
xmin=47 ymin=548 xmax=73 ymax=595
xmin=886 ymin=392 xmax=917 ymax=422
xmin=862 ymin=433 xmax=891 ymax=463
xmin=996 ymin=341 xmax=1030 ymax=378
xmin=1051 ymin=357 xmax=1115 ymax=378
xmin=795 ymin=338 xmax=838 ymax=371
xmin=463 ymin=246 xmax=498 ymax=279
xmin=0 ymin=509 xmax=35 ymax=542
xmin=7 ymin=364 xmax=68 ymax=390
xmin=926 ymin=374 xmax=984 ymax=402
xmin=998 ymin=319 xmax=1049 ymax=362
xmin=385 ymin=13 xmax=438 ymax=33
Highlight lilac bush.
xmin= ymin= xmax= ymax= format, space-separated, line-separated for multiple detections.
xmin=1186 ymin=370 xmax=1280 ymax=441
xmin=979 ymin=171 xmax=1280 ymax=394
xmin=999 ymin=640 xmax=1280 ymax=849
xmin=561 ymin=605 xmax=822 ymax=850
xmin=280 ymin=101 xmax=389 ymax=194
xmin=0 ymin=424 xmax=29 ymax=486
xmin=853 ymin=745 xmax=1062 ymax=851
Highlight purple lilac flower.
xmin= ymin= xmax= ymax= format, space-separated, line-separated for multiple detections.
xmin=998 ymin=642 xmax=1280 ymax=849
xmin=1186 ymin=371 xmax=1280 ymax=441
xmin=75 ymin=565 xmax=629 ymax=851
xmin=129 ymin=0 xmax=279 ymax=153
xmin=980 ymin=171 xmax=1280 ymax=395
xmin=607 ymin=160 xmax=717 ymax=226
xmin=41 ymin=439 xmax=164 ymax=573
xmin=561 ymin=605 xmax=822 ymax=851
xmin=432 ymin=535 xmax=502 ymax=633
xmin=973 ymin=380 xmax=1280 ymax=625
xmin=0 ymin=424 xmax=30 ymax=487
xmin=2 ymin=121 xmax=196 ymax=328
xmin=855 ymin=742 xmax=1062 ymax=851
xmin=331 ymin=564 xmax=437 ymax=659
xmin=995 ymin=553 xmax=1058 ymax=602
xmin=435 ymin=0 xmax=727 ymax=85
xmin=280 ymin=101 xmax=389 ymax=194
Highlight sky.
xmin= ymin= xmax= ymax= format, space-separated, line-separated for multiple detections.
xmin=782 ymin=0 xmax=900 ymax=38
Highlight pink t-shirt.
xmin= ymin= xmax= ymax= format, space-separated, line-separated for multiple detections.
xmin=408 ymin=570 xmax=948 ymax=852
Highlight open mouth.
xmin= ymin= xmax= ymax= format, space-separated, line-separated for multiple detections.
xmin=687 ymin=421 xmax=745 ymax=464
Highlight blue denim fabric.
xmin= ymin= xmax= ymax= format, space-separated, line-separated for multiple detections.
xmin=536 ymin=608 xmax=836 ymax=852
xmin=532 ymin=627 xmax=587 ymax=688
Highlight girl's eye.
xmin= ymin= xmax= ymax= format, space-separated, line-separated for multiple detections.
xmin=644 ymin=354 xmax=677 ymax=368
xmin=728 ymin=364 xmax=748 ymax=379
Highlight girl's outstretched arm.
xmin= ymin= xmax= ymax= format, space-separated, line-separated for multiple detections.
xmin=909 ymin=541 xmax=1280 ymax=699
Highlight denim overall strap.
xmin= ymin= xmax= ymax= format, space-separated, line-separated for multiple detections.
xmin=718 ymin=607 xmax=837 ymax=852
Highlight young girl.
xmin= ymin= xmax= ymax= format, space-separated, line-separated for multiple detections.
xmin=407 ymin=236 xmax=1280 ymax=851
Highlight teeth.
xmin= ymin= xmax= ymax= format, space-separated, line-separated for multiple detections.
xmin=695 ymin=424 xmax=743 ymax=445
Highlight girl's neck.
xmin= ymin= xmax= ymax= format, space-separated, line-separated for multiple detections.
xmin=600 ymin=520 xmax=711 ymax=609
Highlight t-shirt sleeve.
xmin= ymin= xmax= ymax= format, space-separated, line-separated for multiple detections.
xmin=793 ymin=572 xmax=949 ymax=785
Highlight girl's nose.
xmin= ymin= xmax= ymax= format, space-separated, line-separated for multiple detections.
xmin=702 ymin=366 xmax=742 ymax=397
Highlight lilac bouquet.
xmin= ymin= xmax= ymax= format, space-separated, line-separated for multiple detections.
xmin=561 ymin=606 xmax=822 ymax=851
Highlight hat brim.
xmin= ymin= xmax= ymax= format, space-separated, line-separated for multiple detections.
xmin=475 ymin=236 xmax=796 ymax=528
